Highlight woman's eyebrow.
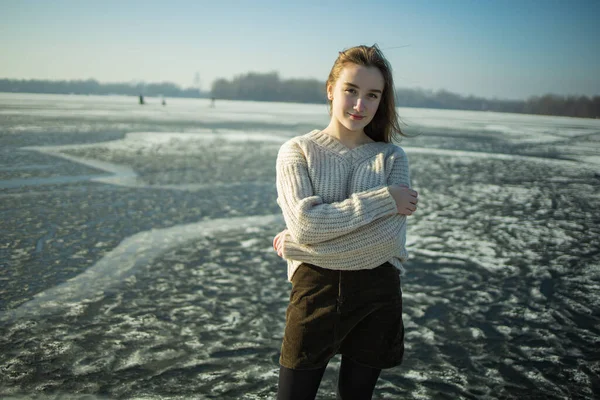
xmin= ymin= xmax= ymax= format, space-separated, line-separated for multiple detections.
xmin=343 ymin=82 xmax=382 ymax=93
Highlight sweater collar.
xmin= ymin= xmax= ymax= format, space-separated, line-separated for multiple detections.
xmin=306 ymin=129 xmax=385 ymax=159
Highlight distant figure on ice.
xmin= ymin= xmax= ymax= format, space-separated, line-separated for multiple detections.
xmin=162 ymin=97 xmax=167 ymax=106
xmin=210 ymin=97 xmax=216 ymax=108
xmin=139 ymin=95 xmax=145 ymax=105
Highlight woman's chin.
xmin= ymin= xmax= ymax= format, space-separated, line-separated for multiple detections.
xmin=341 ymin=120 xmax=369 ymax=133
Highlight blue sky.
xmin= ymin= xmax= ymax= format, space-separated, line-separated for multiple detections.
xmin=1 ymin=0 xmax=598 ymax=100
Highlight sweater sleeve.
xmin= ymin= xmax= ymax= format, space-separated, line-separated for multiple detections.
xmin=386 ymin=146 xmax=411 ymax=187
xmin=282 ymin=214 xmax=408 ymax=269
xmin=276 ymin=140 xmax=398 ymax=245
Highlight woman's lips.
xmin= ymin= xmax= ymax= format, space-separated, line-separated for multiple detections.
xmin=348 ymin=113 xmax=365 ymax=120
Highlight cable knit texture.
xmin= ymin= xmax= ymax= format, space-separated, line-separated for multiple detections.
xmin=276 ymin=129 xmax=411 ymax=282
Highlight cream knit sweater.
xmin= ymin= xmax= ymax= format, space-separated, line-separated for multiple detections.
xmin=276 ymin=129 xmax=411 ymax=282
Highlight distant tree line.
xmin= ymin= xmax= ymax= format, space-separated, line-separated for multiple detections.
xmin=0 ymin=78 xmax=207 ymax=98
xmin=211 ymin=72 xmax=324 ymax=103
xmin=395 ymin=88 xmax=600 ymax=119
xmin=1 ymin=76 xmax=598 ymax=119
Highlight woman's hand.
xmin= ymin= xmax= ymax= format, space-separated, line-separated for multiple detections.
xmin=389 ymin=184 xmax=419 ymax=215
xmin=273 ymin=229 xmax=288 ymax=258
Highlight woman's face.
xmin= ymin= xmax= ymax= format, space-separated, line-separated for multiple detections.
xmin=327 ymin=63 xmax=384 ymax=134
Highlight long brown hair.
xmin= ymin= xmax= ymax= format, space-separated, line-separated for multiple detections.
xmin=326 ymin=44 xmax=405 ymax=143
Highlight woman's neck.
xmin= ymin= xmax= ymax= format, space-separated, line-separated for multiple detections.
xmin=322 ymin=122 xmax=373 ymax=149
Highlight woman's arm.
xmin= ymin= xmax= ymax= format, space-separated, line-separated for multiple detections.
xmin=386 ymin=146 xmax=411 ymax=187
xmin=276 ymin=140 xmax=398 ymax=245
xmin=386 ymin=146 xmax=418 ymax=215
xmin=274 ymin=145 xmax=416 ymax=268
xmin=280 ymin=214 xmax=408 ymax=270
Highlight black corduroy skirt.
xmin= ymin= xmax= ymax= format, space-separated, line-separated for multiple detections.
xmin=279 ymin=261 xmax=405 ymax=370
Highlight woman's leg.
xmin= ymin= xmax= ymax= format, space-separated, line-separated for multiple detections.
xmin=336 ymin=356 xmax=382 ymax=400
xmin=277 ymin=364 xmax=327 ymax=400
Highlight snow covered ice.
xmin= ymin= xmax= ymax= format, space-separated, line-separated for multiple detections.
xmin=1 ymin=93 xmax=599 ymax=399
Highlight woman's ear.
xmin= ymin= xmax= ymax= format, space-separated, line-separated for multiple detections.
xmin=327 ymin=84 xmax=333 ymax=100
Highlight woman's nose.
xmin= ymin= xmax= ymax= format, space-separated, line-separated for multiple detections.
xmin=354 ymin=99 xmax=366 ymax=112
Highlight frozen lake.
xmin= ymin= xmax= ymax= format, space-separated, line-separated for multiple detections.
xmin=1 ymin=93 xmax=599 ymax=399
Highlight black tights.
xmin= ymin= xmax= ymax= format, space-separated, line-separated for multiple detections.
xmin=277 ymin=356 xmax=382 ymax=400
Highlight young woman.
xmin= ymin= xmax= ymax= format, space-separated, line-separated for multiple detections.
xmin=273 ymin=44 xmax=418 ymax=400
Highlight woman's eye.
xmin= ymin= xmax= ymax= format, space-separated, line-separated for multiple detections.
xmin=369 ymin=93 xmax=379 ymax=99
xmin=344 ymin=88 xmax=356 ymax=94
